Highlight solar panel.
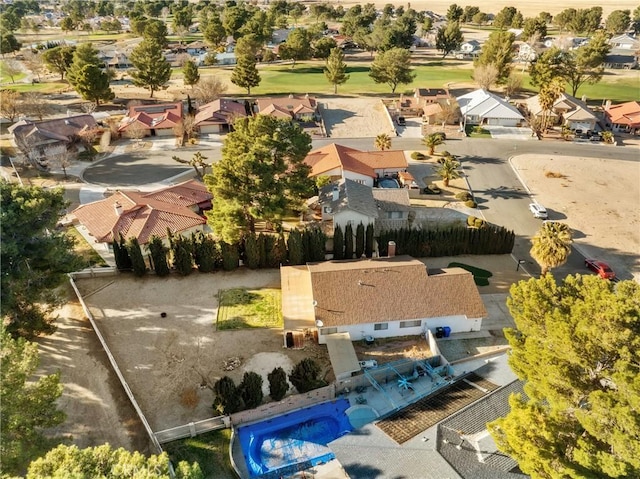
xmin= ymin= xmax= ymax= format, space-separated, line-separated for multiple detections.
xmin=136 ymin=105 xmax=173 ymax=114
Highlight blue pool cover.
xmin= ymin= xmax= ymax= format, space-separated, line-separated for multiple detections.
xmin=237 ymin=398 xmax=353 ymax=478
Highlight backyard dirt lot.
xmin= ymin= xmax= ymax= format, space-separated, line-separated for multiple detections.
xmin=512 ymin=154 xmax=640 ymax=281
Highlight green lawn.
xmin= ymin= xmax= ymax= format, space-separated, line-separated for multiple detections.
xmin=1 ymin=81 xmax=69 ymax=94
xmin=163 ymin=429 xmax=235 ymax=479
xmin=0 ymin=61 xmax=27 ymax=84
xmin=66 ymin=227 xmax=108 ymax=268
xmin=216 ymin=288 xmax=283 ymax=330
xmin=448 ymin=262 xmax=493 ymax=287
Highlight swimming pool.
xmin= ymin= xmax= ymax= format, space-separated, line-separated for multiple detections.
xmin=237 ymin=398 xmax=353 ymax=478
xmin=377 ymin=177 xmax=400 ymax=188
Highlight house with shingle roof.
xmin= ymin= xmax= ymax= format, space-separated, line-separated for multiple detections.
xmin=72 ymin=180 xmax=211 ymax=250
xmin=305 ymin=144 xmax=409 ymax=187
xmin=194 ymin=98 xmax=248 ymax=134
xmin=457 ymin=90 xmax=524 ymax=127
xmin=317 ymin=179 xmax=412 ymax=234
xmin=9 ymin=114 xmax=98 ymax=163
xmin=523 ymin=93 xmax=598 ymax=131
xmin=118 ymin=102 xmax=183 ymax=137
xmin=255 ymin=95 xmax=318 ymax=121
xmin=281 ymin=255 xmax=486 ymax=346
xmin=604 ymin=101 xmax=640 ymax=134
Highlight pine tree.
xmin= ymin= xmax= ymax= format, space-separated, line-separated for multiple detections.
xmin=230 ymin=54 xmax=261 ymax=95
xmin=365 ymin=223 xmax=374 ymax=258
xmin=270 ymin=235 xmax=287 ymax=267
xmin=243 ymin=233 xmax=260 ymax=269
xmin=221 ymin=242 xmax=239 ymax=271
xmin=129 ymin=39 xmax=171 ymax=98
xmin=192 ymin=231 xmax=217 ymax=273
xmin=324 ymin=47 xmax=350 ymax=94
xmin=268 ymin=366 xmax=289 ymax=401
xmin=147 ymin=236 xmax=170 ymax=276
xmin=182 ymin=58 xmax=200 ymax=87
xmin=171 ymin=235 xmax=194 ymax=275
xmin=333 ymin=225 xmax=344 ymax=260
xmin=287 ymin=229 xmax=305 ymax=265
xmin=66 ymin=43 xmax=114 ymax=106
xmin=238 ymin=371 xmax=263 ymax=409
xmin=344 ymin=223 xmax=354 ymax=259
xmin=355 ymin=223 xmax=365 ymax=258
xmin=126 ymin=237 xmax=146 ymax=276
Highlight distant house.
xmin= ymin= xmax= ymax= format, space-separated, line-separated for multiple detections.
xmin=305 ymin=143 xmax=408 ymax=187
xmin=524 ymin=93 xmax=597 ymax=131
xmin=608 ymin=33 xmax=640 ymax=50
xmin=71 ymin=179 xmax=212 ymax=250
xmin=604 ymin=101 xmax=640 ymax=134
xmin=118 ymin=102 xmax=183 ymax=137
xmin=9 ymin=114 xmax=98 ymax=163
xmin=215 ymin=51 xmax=236 ymax=65
xmin=194 ymin=98 xmax=248 ymax=134
xmin=255 ymin=95 xmax=318 ymax=121
xmin=317 ymin=179 xmax=411 ymax=233
xmin=603 ymin=49 xmax=638 ymax=69
xmin=185 ymin=40 xmax=207 ymax=55
xmin=281 ymin=255 xmax=487 ymax=346
xmin=457 ymin=89 xmax=524 ymax=127
xmin=456 ymin=40 xmax=481 ymax=59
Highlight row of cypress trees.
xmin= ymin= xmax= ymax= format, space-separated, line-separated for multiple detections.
xmin=112 ymin=223 xmax=515 ymax=276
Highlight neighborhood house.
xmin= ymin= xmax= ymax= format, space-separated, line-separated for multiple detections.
xmin=118 ymin=102 xmax=183 ymax=137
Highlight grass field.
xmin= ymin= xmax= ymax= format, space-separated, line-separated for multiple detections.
xmin=216 ymin=288 xmax=283 ymax=330
xmin=66 ymin=227 xmax=108 ymax=268
xmin=0 ymin=61 xmax=27 ymax=84
xmin=164 ymin=429 xmax=235 ymax=479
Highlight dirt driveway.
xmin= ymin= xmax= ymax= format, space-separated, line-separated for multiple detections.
xmin=320 ymin=97 xmax=393 ymax=138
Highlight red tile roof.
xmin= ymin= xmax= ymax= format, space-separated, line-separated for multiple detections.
xmin=118 ymin=102 xmax=183 ymax=132
xmin=256 ymin=95 xmax=317 ymax=118
xmin=194 ymin=98 xmax=247 ymax=126
xmin=606 ymin=101 xmax=640 ymax=127
xmin=305 ymin=143 xmax=408 ymax=178
xmin=72 ymin=180 xmax=211 ymax=244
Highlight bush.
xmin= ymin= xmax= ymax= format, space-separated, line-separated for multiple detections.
xmin=411 ymin=151 xmax=425 ymax=160
xmin=455 ymin=191 xmax=472 ymax=201
xmin=213 ymin=376 xmax=243 ymax=414
xmin=423 ymin=184 xmax=441 ymax=195
xmin=465 ymin=199 xmax=477 ymax=208
xmin=268 ymin=367 xmax=289 ymax=401
xmin=467 ymin=215 xmax=477 ymax=227
xmin=289 ymin=358 xmax=325 ymax=393
xmin=239 ymin=372 xmax=263 ymax=409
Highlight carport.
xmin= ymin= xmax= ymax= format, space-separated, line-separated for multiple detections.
xmin=325 ymin=333 xmax=361 ymax=381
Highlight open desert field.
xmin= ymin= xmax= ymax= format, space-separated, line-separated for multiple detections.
xmin=334 ymin=0 xmax=637 ymax=19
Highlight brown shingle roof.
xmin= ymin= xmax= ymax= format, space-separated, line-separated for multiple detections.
xmin=72 ymin=180 xmax=210 ymax=244
xmin=305 ymin=144 xmax=408 ymax=178
xmin=194 ymin=98 xmax=247 ymax=126
xmin=11 ymin=115 xmax=98 ymax=146
xmin=307 ymin=256 xmax=487 ymax=327
xmin=255 ymin=95 xmax=317 ymax=117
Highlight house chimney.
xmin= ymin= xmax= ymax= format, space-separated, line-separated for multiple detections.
xmin=332 ymin=185 xmax=339 ymax=201
xmin=604 ymin=100 xmax=611 ymax=111
xmin=114 ymin=201 xmax=123 ymax=216
xmin=387 ymin=241 xmax=396 ymax=257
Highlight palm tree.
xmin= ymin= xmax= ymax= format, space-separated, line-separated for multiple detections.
xmin=422 ymin=133 xmax=444 ymax=155
xmin=538 ymin=78 xmax=565 ymax=132
xmin=436 ymin=155 xmax=461 ymax=186
xmin=374 ymin=133 xmax=392 ymax=151
xmin=530 ymin=222 xmax=573 ymax=276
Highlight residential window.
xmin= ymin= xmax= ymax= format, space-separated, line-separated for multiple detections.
xmin=320 ymin=327 xmax=338 ymax=335
xmin=374 ymin=323 xmax=388 ymax=331
xmin=399 ymin=320 xmax=421 ymax=329
xmin=354 ymin=179 xmax=366 ymax=184
xmin=387 ymin=211 xmax=402 ymax=219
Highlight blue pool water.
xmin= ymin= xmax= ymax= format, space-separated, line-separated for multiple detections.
xmin=237 ymin=398 xmax=353 ymax=478
xmin=378 ymin=177 xmax=400 ymax=188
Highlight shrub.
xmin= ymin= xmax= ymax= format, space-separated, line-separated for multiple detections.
xmin=268 ymin=367 xmax=289 ymax=401
xmin=126 ymin=237 xmax=147 ymax=276
xmin=333 ymin=225 xmax=344 ymax=259
xmin=238 ymin=371 xmax=263 ymax=409
xmin=473 ymin=217 xmax=486 ymax=228
xmin=213 ymin=376 xmax=243 ymax=414
xmin=147 ymin=236 xmax=170 ymax=276
xmin=289 ymin=358 xmax=325 ymax=393
xmin=423 ymin=184 xmax=441 ymax=195
xmin=455 ymin=191 xmax=472 ymax=201
xmin=465 ymin=199 xmax=477 ymax=208
xmin=411 ymin=151 xmax=425 ymax=160
xmin=467 ymin=215 xmax=477 ymax=227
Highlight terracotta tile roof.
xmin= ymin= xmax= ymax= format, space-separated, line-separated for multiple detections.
xmin=143 ymin=179 xmax=212 ymax=207
xmin=118 ymin=102 xmax=183 ymax=132
xmin=606 ymin=101 xmax=640 ymax=127
xmin=72 ymin=180 xmax=210 ymax=244
xmin=307 ymin=256 xmax=487 ymax=327
xmin=305 ymin=143 xmax=408 ymax=178
xmin=194 ymin=98 xmax=247 ymax=126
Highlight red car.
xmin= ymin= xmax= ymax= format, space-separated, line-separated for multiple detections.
xmin=585 ymin=258 xmax=616 ymax=279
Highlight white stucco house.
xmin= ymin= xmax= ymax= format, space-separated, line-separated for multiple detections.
xmin=456 ymin=89 xmax=525 ymax=127
xmin=281 ymin=255 xmax=487 ymax=346
xmin=524 ymin=92 xmax=598 ymax=131
xmin=304 ymin=143 xmax=409 ymax=187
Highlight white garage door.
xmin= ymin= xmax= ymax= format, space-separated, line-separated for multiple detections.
xmin=487 ymin=118 xmax=518 ymax=126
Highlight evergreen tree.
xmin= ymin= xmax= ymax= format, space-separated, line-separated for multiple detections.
xmin=287 ymin=229 xmax=305 ymax=265
xmin=220 ymin=242 xmax=239 ymax=271
xmin=243 ymin=233 xmax=260 ymax=269
xmin=324 ymin=47 xmax=349 ymax=94
xmin=66 ymin=43 xmax=113 ymax=106
xmin=126 ymin=237 xmax=147 ymax=276
xmin=129 ymin=39 xmax=171 ymax=98
xmin=333 ymin=225 xmax=344 ymax=260
xmin=365 ymin=223 xmax=374 ymax=258
xmin=230 ymin=54 xmax=261 ymax=95
xmin=147 ymin=236 xmax=170 ymax=276
xmin=115 ymin=234 xmax=132 ymax=271
xmin=268 ymin=366 xmax=289 ymax=401
xmin=192 ymin=231 xmax=217 ymax=273
xmin=289 ymin=358 xmax=325 ymax=393
xmin=41 ymin=45 xmax=75 ymax=81
xmin=369 ymin=47 xmax=416 ymax=93
xmin=344 ymin=223 xmax=354 ymax=259
xmin=257 ymin=233 xmax=269 ymax=268
xmin=355 ymin=223 xmax=365 ymax=258
xmin=270 ymin=235 xmax=287 ymax=267
xmin=238 ymin=371 xmax=263 ymax=409
xmin=182 ymin=58 xmax=200 ymax=87
xmin=213 ymin=376 xmax=243 ymax=414
xmin=474 ymin=30 xmax=515 ymax=84
xmin=171 ymin=235 xmax=194 ymax=275
xmin=278 ymin=27 xmax=313 ymax=67
xmin=435 ymin=22 xmax=464 ymax=58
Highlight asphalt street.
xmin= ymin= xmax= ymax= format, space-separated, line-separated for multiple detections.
xmin=81 ymin=136 xmax=638 ymax=280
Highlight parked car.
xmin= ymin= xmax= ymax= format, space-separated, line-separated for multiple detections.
xmin=529 ymin=203 xmax=548 ymax=219
xmin=585 ymin=258 xmax=616 ymax=280
xmin=396 ymin=116 xmax=406 ymax=126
